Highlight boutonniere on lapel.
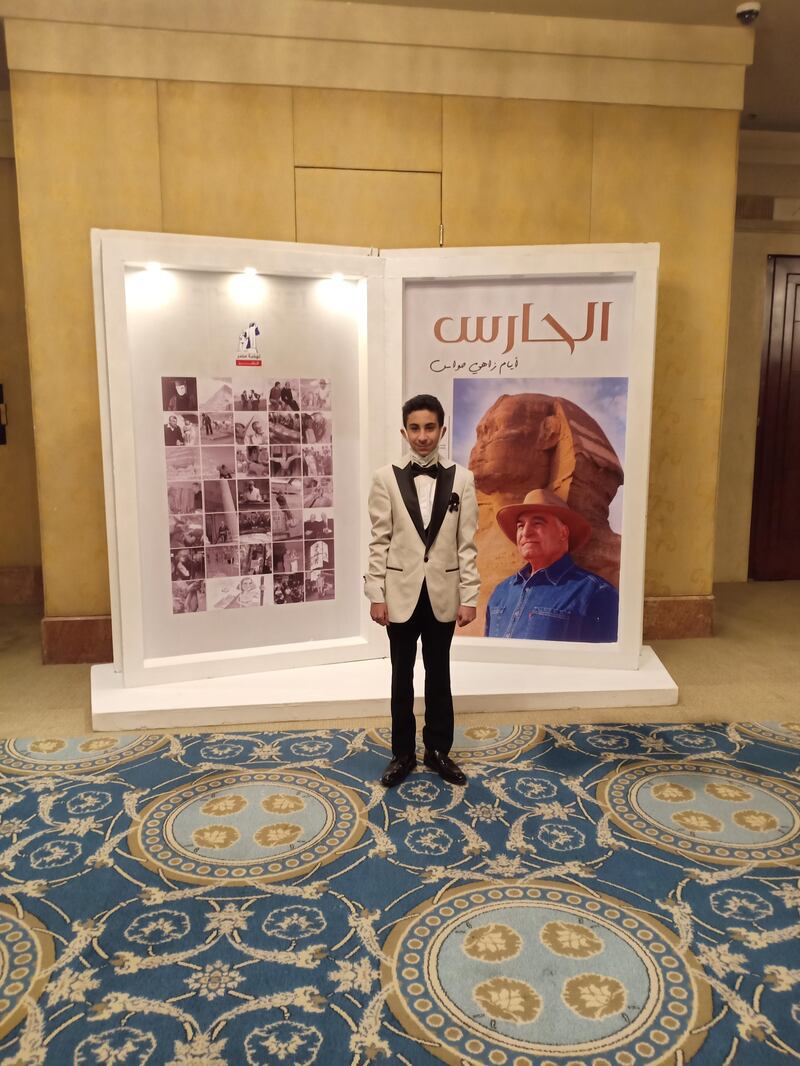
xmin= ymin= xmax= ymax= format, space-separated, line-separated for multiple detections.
xmin=448 ymin=492 xmax=460 ymax=513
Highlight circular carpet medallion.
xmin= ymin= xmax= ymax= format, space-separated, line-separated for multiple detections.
xmin=370 ymin=724 xmax=543 ymax=762
xmin=130 ymin=769 xmax=366 ymax=884
xmin=736 ymin=721 xmax=800 ymax=749
xmin=382 ymin=881 xmax=710 ymax=1066
xmin=0 ymin=734 xmax=167 ymax=775
xmin=0 ymin=903 xmax=54 ymax=1041
xmin=597 ymin=760 xmax=800 ymax=867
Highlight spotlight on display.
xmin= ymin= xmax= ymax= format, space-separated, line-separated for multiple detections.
xmin=229 ymin=268 xmax=266 ymax=306
xmin=316 ymin=273 xmax=360 ymax=315
xmin=125 ymin=263 xmax=177 ymax=310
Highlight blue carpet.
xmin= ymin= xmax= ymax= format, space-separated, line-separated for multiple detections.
xmin=1 ymin=721 xmax=800 ymax=1065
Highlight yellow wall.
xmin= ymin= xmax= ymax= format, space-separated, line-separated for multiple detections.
xmin=0 ymin=156 xmax=41 ymax=571
xmin=715 ymin=229 xmax=800 ymax=582
xmin=4 ymin=4 xmax=745 ymax=619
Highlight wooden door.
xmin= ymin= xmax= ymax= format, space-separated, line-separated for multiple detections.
xmin=749 ymin=255 xmax=800 ymax=579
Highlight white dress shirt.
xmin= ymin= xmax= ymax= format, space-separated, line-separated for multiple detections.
xmin=409 ymin=448 xmax=439 ymax=528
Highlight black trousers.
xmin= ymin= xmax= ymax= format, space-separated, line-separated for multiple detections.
xmin=387 ymin=582 xmax=456 ymax=758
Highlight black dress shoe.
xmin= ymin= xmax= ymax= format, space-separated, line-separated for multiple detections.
xmin=424 ymin=749 xmax=467 ymax=786
xmin=380 ymin=754 xmax=416 ymax=788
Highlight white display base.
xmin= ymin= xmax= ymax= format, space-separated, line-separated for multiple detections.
xmin=91 ymin=646 xmax=677 ymax=731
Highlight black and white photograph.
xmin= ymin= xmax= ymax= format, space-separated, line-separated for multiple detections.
xmin=200 ymin=411 xmax=235 ymax=444
xmin=273 ymin=573 xmax=304 ymax=604
xmin=270 ymin=445 xmax=303 ymax=477
xmin=241 ymin=415 xmax=268 ymax=446
xmin=303 ymin=509 xmax=334 ymax=539
xmin=205 ymin=512 xmax=237 ymax=546
xmin=234 ymin=374 xmax=267 ymax=412
xmin=268 ymin=379 xmax=300 ymax=412
xmin=167 ymin=481 xmax=203 ymax=515
xmin=239 ymin=540 xmax=271 ymax=575
xmin=170 ymin=548 xmax=205 ymax=582
xmin=303 ymin=477 xmax=333 ymax=509
xmin=238 ymin=510 xmax=271 ymax=540
xmin=268 ymin=411 xmax=301 ymax=445
xmin=162 ymin=376 xmax=198 ymax=412
xmin=206 ymin=576 xmax=241 ymax=610
xmin=237 ymin=478 xmax=270 ymax=509
xmin=305 ymin=538 xmax=334 ymax=572
xmin=169 ymin=515 xmax=204 ymax=549
xmin=273 ymin=540 xmax=304 ymax=574
xmin=205 ymin=544 xmax=240 ymax=578
xmin=305 ymin=569 xmax=335 ymax=602
xmin=198 ymin=377 xmax=233 ymax=413
xmin=303 ymin=444 xmax=333 ymax=477
xmin=171 ymin=579 xmax=206 ymax=614
xmin=166 ymin=448 xmax=202 ymax=482
xmin=163 ymin=413 xmax=199 ymax=447
xmin=203 ymin=480 xmax=237 ymax=514
xmin=201 ymin=446 xmax=236 ymax=480
xmin=301 ymin=411 xmax=332 ymax=445
xmin=239 ymin=574 xmax=271 ymax=608
xmin=271 ymin=476 xmax=304 ymax=540
xmin=300 ymin=378 xmax=331 ymax=411
xmin=236 ymin=446 xmax=270 ymax=478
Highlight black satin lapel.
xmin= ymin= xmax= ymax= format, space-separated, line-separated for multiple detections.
xmin=393 ymin=464 xmax=426 ymax=543
xmin=426 ymin=465 xmax=457 ymax=550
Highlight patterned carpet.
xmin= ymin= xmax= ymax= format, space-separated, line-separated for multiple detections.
xmin=1 ymin=722 xmax=800 ymax=1065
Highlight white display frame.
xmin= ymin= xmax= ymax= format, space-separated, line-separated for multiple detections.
xmin=383 ymin=244 xmax=659 ymax=671
xmin=93 ymin=230 xmax=387 ymax=687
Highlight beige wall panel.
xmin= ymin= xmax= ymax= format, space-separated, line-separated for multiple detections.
xmin=294 ymin=88 xmax=441 ymax=172
xmin=590 ymin=104 xmax=739 ymax=599
xmin=0 ymin=2 xmax=755 ymax=65
xmin=296 ymin=168 xmax=440 ymax=248
xmin=0 ymin=159 xmax=41 ymax=568
xmin=737 ymin=162 xmax=800 ymax=199
xmin=11 ymin=71 xmax=162 ymax=616
xmin=158 ymin=81 xmax=295 ymax=240
xmin=442 ymin=97 xmax=593 ymax=246
xmin=715 ymin=230 xmax=800 ymax=582
xmin=4 ymin=20 xmax=746 ymax=113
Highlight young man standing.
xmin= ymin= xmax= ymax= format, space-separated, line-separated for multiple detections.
xmin=365 ymin=395 xmax=479 ymax=788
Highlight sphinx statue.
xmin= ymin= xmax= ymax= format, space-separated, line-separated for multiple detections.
xmin=461 ymin=392 xmax=623 ymax=637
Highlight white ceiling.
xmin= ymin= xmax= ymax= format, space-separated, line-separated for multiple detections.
xmin=360 ymin=0 xmax=800 ymax=131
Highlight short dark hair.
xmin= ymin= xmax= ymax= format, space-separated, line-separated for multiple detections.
xmin=402 ymin=394 xmax=445 ymax=427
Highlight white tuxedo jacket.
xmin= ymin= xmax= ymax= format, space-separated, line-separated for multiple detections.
xmin=364 ymin=458 xmax=480 ymax=623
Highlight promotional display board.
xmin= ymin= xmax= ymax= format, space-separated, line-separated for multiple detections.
xmin=94 ymin=234 xmax=657 ymax=690
xmin=94 ymin=232 xmax=386 ymax=686
xmin=386 ymin=245 xmax=658 ymax=670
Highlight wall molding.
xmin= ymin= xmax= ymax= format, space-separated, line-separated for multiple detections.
xmin=3 ymin=13 xmax=749 ymax=111
xmin=41 ymin=615 xmax=112 ymax=665
xmin=643 ymin=595 xmax=714 ymax=640
xmin=0 ymin=0 xmax=754 ymax=65
xmin=0 ymin=566 xmax=42 ymax=605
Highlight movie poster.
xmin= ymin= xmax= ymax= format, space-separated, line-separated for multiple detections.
xmin=403 ymin=274 xmax=634 ymax=645
xmin=163 ymin=373 xmax=334 ymax=614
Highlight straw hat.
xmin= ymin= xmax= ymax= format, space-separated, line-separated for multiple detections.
xmin=496 ymin=488 xmax=592 ymax=550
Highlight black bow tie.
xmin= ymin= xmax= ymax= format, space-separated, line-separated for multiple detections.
xmin=411 ymin=463 xmax=438 ymax=479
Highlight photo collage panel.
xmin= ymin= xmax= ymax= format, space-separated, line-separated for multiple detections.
xmin=162 ymin=375 xmax=334 ymax=613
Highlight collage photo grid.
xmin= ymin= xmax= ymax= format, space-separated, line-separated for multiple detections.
xmin=162 ymin=375 xmax=334 ymax=614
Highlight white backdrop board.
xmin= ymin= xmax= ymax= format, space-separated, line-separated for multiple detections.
xmin=93 ymin=234 xmax=661 ymax=707
xmin=93 ymin=231 xmax=386 ymax=687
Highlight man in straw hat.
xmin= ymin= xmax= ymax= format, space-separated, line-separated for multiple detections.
xmin=485 ymin=488 xmax=618 ymax=642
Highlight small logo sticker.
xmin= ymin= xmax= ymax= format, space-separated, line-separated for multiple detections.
xmin=236 ymin=321 xmax=262 ymax=366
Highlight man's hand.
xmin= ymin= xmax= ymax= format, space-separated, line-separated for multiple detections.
xmin=456 ymin=606 xmax=477 ymax=628
xmin=370 ymin=602 xmax=389 ymax=626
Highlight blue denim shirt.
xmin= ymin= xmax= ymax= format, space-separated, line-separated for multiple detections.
xmin=484 ymin=553 xmax=619 ymax=643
